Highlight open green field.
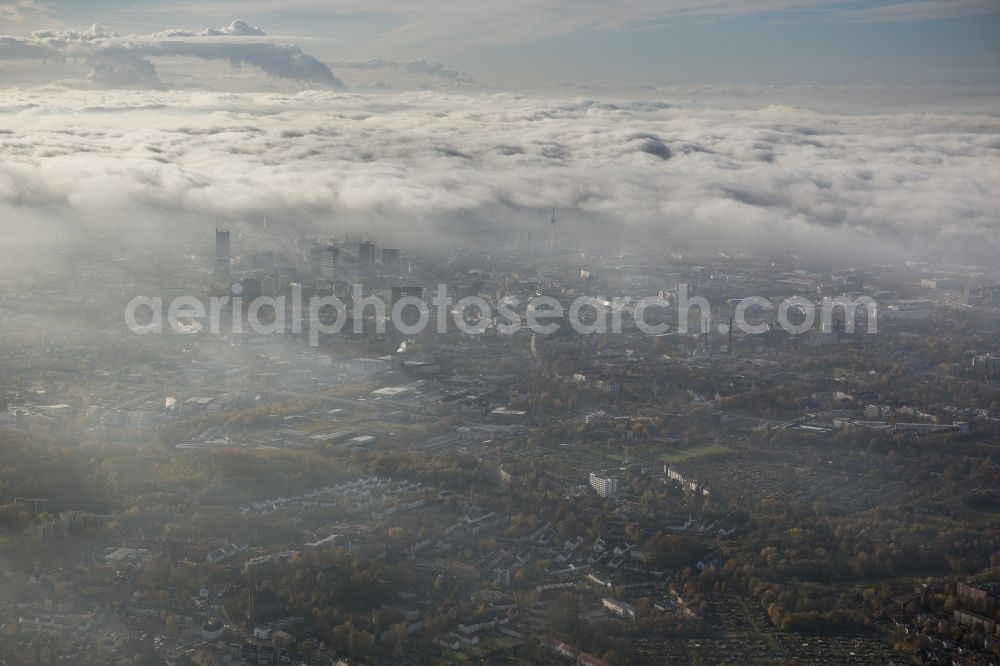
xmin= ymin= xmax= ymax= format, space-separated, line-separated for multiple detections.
xmin=656 ymin=442 xmax=732 ymax=463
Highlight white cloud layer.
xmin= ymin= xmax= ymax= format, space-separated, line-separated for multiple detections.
xmin=0 ymin=88 xmax=998 ymax=261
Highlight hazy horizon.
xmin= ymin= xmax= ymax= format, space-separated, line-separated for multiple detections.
xmin=2 ymin=5 xmax=1000 ymax=666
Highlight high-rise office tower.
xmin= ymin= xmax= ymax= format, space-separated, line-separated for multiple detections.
xmin=311 ymin=246 xmax=339 ymax=278
xmin=359 ymin=240 xmax=375 ymax=269
xmin=323 ymin=246 xmax=339 ymax=277
xmin=215 ymin=227 xmax=230 ymax=278
xmin=382 ymin=248 xmax=400 ymax=275
xmin=262 ymin=274 xmax=280 ymax=298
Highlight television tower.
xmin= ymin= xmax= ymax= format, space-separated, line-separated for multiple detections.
xmin=549 ymin=208 xmax=556 ymax=251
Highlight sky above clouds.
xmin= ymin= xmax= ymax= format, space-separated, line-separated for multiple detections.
xmin=2 ymin=0 xmax=999 ymax=87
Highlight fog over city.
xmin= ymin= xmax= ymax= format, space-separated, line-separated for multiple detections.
xmin=0 ymin=2 xmax=999 ymax=665
xmin=3 ymin=83 xmax=1000 ymax=267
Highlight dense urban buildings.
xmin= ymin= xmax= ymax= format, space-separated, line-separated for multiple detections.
xmin=0 ymin=221 xmax=997 ymax=664
xmin=1 ymin=2 xmax=998 ymax=664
